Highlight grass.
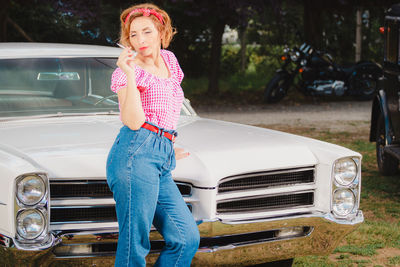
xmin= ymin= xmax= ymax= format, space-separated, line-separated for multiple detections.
xmin=257 ymin=125 xmax=400 ymax=267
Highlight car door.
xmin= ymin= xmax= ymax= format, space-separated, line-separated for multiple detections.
xmin=383 ymin=17 xmax=400 ymax=140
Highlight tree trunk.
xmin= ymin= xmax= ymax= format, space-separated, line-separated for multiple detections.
xmin=355 ymin=8 xmax=362 ymax=62
xmin=0 ymin=0 xmax=10 ymax=42
xmin=239 ymin=25 xmax=247 ymax=73
xmin=303 ymin=0 xmax=323 ymax=48
xmin=7 ymin=17 xmax=34 ymax=42
xmin=207 ymin=19 xmax=225 ymax=95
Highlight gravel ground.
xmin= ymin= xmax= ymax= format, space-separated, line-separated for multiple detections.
xmin=194 ymin=101 xmax=372 ymax=133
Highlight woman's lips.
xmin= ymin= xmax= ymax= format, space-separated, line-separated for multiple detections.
xmin=139 ymin=47 xmax=148 ymax=50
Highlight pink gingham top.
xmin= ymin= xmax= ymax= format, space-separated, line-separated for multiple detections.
xmin=110 ymin=49 xmax=184 ymax=130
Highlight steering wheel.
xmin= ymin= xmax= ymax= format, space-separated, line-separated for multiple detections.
xmin=94 ymin=95 xmax=119 ymax=106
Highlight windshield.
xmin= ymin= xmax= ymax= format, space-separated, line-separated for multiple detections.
xmin=0 ymin=57 xmax=193 ymax=118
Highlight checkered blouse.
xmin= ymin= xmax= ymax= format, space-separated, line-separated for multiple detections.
xmin=110 ymin=49 xmax=184 ymax=131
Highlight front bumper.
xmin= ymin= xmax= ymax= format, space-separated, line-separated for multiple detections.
xmin=0 ymin=211 xmax=363 ymax=266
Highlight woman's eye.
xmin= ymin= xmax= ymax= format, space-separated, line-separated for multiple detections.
xmin=130 ymin=34 xmax=136 ymax=38
xmin=145 ymin=31 xmax=151 ymax=34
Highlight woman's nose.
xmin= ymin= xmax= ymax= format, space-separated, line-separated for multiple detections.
xmin=137 ymin=34 xmax=145 ymax=44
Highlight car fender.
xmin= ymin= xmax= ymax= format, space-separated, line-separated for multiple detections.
xmin=354 ymin=61 xmax=383 ymax=76
xmin=370 ymin=89 xmax=393 ymax=144
xmin=0 ymin=144 xmax=47 ymax=238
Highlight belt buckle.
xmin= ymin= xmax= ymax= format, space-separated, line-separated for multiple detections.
xmin=158 ymin=128 xmax=164 ymax=137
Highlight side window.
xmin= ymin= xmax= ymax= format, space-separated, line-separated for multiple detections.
xmin=385 ymin=20 xmax=399 ymax=64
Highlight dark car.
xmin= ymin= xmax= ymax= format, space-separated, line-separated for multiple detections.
xmin=370 ymin=3 xmax=400 ymax=175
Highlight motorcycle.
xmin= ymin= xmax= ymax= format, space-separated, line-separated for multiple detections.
xmin=264 ymin=43 xmax=382 ymax=103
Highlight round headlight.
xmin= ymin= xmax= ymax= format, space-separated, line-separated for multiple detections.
xmin=334 ymin=158 xmax=357 ymax=186
xmin=332 ymin=189 xmax=355 ymax=216
xmin=300 ymin=59 xmax=307 ymax=66
xmin=17 ymin=175 xmax=46 ymax=206
xmin=16 ymin=209 xmax=45 ymax=240
xmin=290 ymin=52 xmax=299 ymax=61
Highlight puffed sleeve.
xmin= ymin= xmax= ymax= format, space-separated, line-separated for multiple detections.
xmin=110 ymin=67 xmax=127 ymax=93
xmin=164 ymin=50 xmax=184 ymax=84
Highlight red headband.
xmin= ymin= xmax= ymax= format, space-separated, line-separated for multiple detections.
xmin=124 ymin=8 xmax=164 ymax=25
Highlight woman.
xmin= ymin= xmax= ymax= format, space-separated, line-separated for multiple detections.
xmin=106 ymin=3 xmax=200 ymax=267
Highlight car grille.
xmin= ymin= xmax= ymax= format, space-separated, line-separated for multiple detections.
xmin=51 ymin=204 xmax=193 ymax=224
xmin=218 ymin=167 xmax=314 ymax=193
xmin=49 ymin=179 xmax=192 ymax=225
xmin=216 ymin=167 xmax=315 ymax=215
xmin=217 ymin=192 xmax=314 ymax=213
xmin=50 ymin=180 xmax=192 ymax=198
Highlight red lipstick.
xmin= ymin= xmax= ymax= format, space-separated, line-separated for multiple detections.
xmin=139 ymin=46 xmax=148 ymax=51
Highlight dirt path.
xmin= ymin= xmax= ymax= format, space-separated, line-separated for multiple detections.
xmin=195 ymin=101 xmax=372 ymax=133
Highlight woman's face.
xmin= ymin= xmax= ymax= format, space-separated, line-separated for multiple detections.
xmin=129 ymin=16 xmax=161 ymax=56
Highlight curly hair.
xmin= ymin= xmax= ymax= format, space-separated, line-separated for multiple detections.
xmin=119 ymin=3 xmax=176 ymax=50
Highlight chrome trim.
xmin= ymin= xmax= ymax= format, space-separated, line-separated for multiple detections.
xmin=51 ymin=197 xmax=197 ymax=207
xmin=50 ymin=222 xmax=119 ymax=232
xmin=0 ymin=201 xmax=6 ymax=205
xmin=51 ymin=198 xmax=115 ymax=206
xmin=49 ymin=179 xmax=107 ymax=184
xmin=197 ymin=226 xmax=314 ymax=253
xmin=49 ymin=179 xmax=193 ymax=197
xmin=216 ymin=183 xmax=316 ymax=200
xmin=0 ymin=211 xmax=363 ymax=266
xmin=51 ymin=205 xmax=114 ymax=209
xmin=216 ymin=190 xmax=314 ymax=204
xmin=216 ymin=191 xmax=315 ymax=215
xmin=13 ymin=234 xmax=61 ymax=251
xmin=385 ymin=15 xmax=400 ymax=21
xmin=14 ymin=172 xmax=52 ymax=249
xmin=15 ymin=173 xmax=48 ymax=208
xmin=218 ymin=166 xmax=315 ymax=185
xmin=49 ymin=177 xmax=108 ymax=181
xmin=330 ymin=156 xmax=362 ymax=220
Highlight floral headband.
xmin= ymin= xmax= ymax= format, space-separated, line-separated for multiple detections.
xmin=124 ymin=8 xmax=164 ymax=25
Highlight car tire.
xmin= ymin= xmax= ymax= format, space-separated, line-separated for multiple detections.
xmin=376 ymin=114 xmax=399 ymax=175
xmin=248 ymin=258 xmax=294 ymax=267
xmin=264 ymin=72 xmax=290 ymax=103
xmin=352 ymin=70 xmax=378 ymax=101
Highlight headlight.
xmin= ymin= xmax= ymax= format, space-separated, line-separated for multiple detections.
xmin=16 ymin=209 xmax=45 ymax=240
xmin=283 ymin=47 xmax=290 ymax=54
xmin=332 ymin=189 xmax=355 ymax=216
xmin=300 ymin=59 xmax=307 ymax=66
xmin=334 ymin=158 xmax=357 ymax=186
xmin=16 ymin=175 xmax=46 ymax=206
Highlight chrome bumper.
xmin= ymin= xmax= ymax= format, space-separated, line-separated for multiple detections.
xmin=0 ymin=211 xmax=363 ymax=266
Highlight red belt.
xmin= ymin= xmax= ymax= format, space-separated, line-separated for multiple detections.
xmin=141 ymin=122 xmax=176 ymax=143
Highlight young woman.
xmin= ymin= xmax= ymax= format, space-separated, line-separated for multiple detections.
xmin=106 ymin=3 xmax=200 ymax=266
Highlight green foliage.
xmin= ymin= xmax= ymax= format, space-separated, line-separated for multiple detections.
xmin=334 ymin=243 xmax=384 ymax=256
xmin=388 ymin=256 xmax=400 ymax=265
xmin=220 ymin=44 xmax=241 ymax=77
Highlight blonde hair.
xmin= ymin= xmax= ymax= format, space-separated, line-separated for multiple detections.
xmin=119 ymin=3 xmax=176 ymax=50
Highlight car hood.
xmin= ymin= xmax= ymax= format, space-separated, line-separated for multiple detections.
xmin=0 ymin=115 xmax=353 ymax=187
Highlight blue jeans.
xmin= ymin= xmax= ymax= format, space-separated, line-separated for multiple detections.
xmin=106 ymin=122 xmax=200 ymax=267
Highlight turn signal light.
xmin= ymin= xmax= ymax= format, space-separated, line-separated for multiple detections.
xmin=281 ymin=56 xmax=287 ymax=61
xmin=299 ymin=68 xmax=304 ymax=73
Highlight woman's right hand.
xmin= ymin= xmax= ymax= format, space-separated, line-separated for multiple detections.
xmin=116 ymin=47 xmax=137 ymax=77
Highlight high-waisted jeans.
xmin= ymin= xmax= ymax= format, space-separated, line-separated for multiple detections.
xmin=106 ymin=122 xmax=200 ymax=267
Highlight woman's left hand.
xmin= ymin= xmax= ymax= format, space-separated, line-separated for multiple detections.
xmin=174 ymin=147 xmax=190 ymax=160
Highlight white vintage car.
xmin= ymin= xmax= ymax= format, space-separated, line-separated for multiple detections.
xmin=0 ymin=43 xmax=363 ymax=266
